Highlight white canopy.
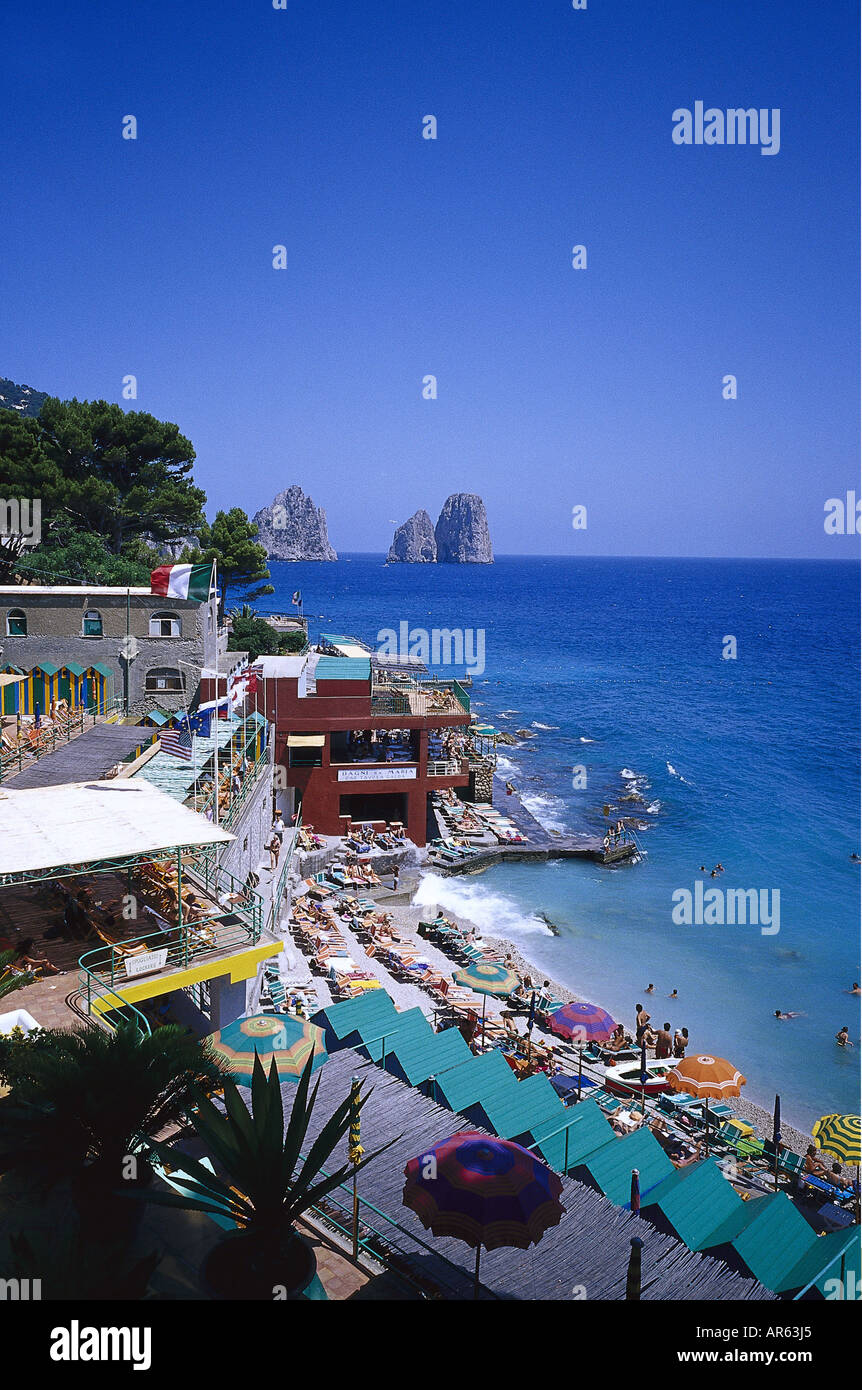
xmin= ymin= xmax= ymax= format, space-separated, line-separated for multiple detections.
xmin=0 ymin=778 xmax=233 ymax=880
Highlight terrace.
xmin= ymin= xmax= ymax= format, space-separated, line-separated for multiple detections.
xmin=0 ymin=779 xmax=281 ymax=1031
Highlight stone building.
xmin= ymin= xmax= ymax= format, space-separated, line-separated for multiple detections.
xmin=0 ymin=584 xmax=227 ymax=714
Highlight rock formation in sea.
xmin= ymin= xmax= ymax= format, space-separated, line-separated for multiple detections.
xmin=386 ymin=509 xmax=437 ymax=563
xmin=253 ymin=485 xmax=337 ymax=561
xmin=434 ymin=493 xmax=494 ymax=564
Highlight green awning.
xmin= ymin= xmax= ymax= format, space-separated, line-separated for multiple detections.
xmin=32 ymin=661 xmax=61 ymax=677
xmin=141 ymin=709 xmax=172 ymax=726
xmin=88 ymin=663 xmax=115 ymax=680
xmin=62 ymin=662 xmax=87 ymax=677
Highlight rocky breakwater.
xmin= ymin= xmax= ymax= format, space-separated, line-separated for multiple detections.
xmin=253 ymin=484 xmax=337 ymax=561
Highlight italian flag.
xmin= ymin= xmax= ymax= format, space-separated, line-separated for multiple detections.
xmin=150 ymin=563 xmax=213 ymax=602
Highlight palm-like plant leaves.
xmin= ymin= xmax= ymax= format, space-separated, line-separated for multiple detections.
xmin=142 ymin=1052 xmax=395 ymax=1237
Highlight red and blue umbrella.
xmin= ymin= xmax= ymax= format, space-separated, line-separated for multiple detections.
xmin=547 ymin=1000 xmax=616 ymax=1044
xmin=403 ymin=1131 xmax=565 ymax=1297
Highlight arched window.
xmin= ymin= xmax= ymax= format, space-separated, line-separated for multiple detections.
xmin=145 ymin=666 xmax=184 ymax=693
xmin=5 ymin=608 xmax=27 ymax=636
xmin=149 ymin=611 xmax=181 ymax=638
xmin=82 ymin=609 xmax=103 ymax=637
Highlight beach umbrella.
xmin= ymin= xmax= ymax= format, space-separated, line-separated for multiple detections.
xmin=812 ymin=1113 xmax=860 ymax=1166
xmin=207 ymin=1013 xmax=327 ymax=1086
xmin=402 ymin=1131 xmax=564 ymax=1298
xmin=453 ymin=960 xmax=520 ymax=1048
xmin=547 ymin=1000 xmax=616 ymax=1045
xmin=666 ymin=1054 xmax=747 ymax=1101
xmin=630 ymin=1168 xmax=641 ymax=1215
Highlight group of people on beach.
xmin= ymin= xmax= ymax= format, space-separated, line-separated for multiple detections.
xmin=636 ymin=1001 xmax=688 ymax=1058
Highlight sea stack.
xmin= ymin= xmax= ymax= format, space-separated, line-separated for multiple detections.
xmin=253 ymin=485 xmax=337 ymax=561
xmin=434 ymin=493 xmax=494 ymax=563
xmin=387 ymin=509 xmax=437 ymax=563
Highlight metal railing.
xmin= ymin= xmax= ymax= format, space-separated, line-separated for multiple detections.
xmin=427 ymin=759 xmax=466 ymax=777
xmin=78 ymin=861 xmax=264 ymax=1005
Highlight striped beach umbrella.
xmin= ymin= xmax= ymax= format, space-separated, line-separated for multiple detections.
xmin=207 ymin=1013 xmax=327 ymax=1086
xmin=812 ymin=1114 xmax=860 ymax=1166
xmin=547 ymin=1000 xmax=616 ymax=1044
xmin=666 ymin=1054 xmax=747 ymax=1101
xmin=402 ymin=1131 xmax=564 ymax=1297
xmin=453 ymin=960 xmax=520 ymax=1048
xmin=453 ymin=960 xmax=520 ymax=996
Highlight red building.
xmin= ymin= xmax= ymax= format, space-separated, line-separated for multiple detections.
xmin=227 ymin=652 xmax=475 ymax=845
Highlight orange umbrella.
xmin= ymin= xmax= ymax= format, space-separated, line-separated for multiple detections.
xmin=667 ymin=1053 xmax=747 ymax=1100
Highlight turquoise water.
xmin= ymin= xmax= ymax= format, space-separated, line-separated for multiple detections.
xmin=260 ymin=555 xmax=860 ymax=1129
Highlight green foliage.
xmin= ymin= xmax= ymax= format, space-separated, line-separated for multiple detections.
xmin=0 ymin=1022 xmax=225 ymax=1192
xmin=200 ymin=507 xmax=273 ymax=615
xmin=141 ymin=1052 xmax=394 ymax=1244
xmin=0 ymin=398 xmax=206 ymax=581
xmin=16 ymin=532 xmax=154 ymax=586
xmin=280 ymin=628 xmax=307 ymax=653
xmin=228 ymin=613 xmax=283 ymax=661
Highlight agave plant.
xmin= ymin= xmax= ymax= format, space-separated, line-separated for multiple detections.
xmin=142 ymin=1051 xmax=394 ymax=1288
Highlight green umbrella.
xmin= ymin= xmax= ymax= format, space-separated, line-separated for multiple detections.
xmin=453 ymin=960 xmax=520 ymax=1048
xmin=207 ymin=1013 xmax=327 ymax=1086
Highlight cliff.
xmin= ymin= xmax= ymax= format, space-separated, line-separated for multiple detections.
xmin=387 ymin=509 xmax=437 ymax=563
xmin=434 ymin=493 xmax=494 ymax=564
xmin=253 ymin=485 xmax=337 ymax=562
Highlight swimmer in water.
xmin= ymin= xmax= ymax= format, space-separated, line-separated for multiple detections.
xmin=644 ymin=983 xmax=655 ymax=994
xmin=850 ymin=982 xmax=861 ymax=996
xmin=668 ymin=989 xmax=678 ymax=1000
xmin=850 ymin=852 xmax=861 ymax=862
xmin=774 ymin=1010 xmax=803 ymax=1020
xmin=835 ymin=1026 xmax=852 ymax=1047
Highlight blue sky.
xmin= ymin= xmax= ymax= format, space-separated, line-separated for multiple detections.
xmin=1 ymin=0 xmax=858 ymax=557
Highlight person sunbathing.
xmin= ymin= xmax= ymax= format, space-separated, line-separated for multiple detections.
xmin=15 ymin=938 xmax=59 ymax=976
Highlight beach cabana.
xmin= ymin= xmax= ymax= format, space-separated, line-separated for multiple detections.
xmin=432 ymin=1048 xmax=517 ymax=1114
xmin=384 ymin=1024 xmax=472 ymax=1091
xmin=464 ymin=1070 xmax=563 ymax=1144
xmin=83 ymin=662 xmax=115 ymax=713
xmin=312 ymin=989 xmax=400 ymax=1055
xmin=641 ymin=1157 xmax=746 ymax=1250
xmin=0 ymin=671 xmax=25 ymax=716
xmin=578 ymin=1127 xmax=675 ymax=1208
xmin=529 ymin=1096 xmax=616 ymax=1174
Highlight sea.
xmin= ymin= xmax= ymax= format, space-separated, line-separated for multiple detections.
xmin=258 ymin=555 xmax=860 ymax=1130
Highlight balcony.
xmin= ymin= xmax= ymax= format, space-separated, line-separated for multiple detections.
xmin=78 ymin=856 xmax=278 ymax=1014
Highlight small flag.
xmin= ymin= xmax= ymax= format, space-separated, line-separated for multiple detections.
xmin=186 ymin=708 xmax=213 ymax=738
xmin=150 ymin=563 xmax=213 ymax=602
xmin=159 ymin=727 xmax=194 ymax=760
xmin=291 ymin=590 xmax=302 ymax=606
